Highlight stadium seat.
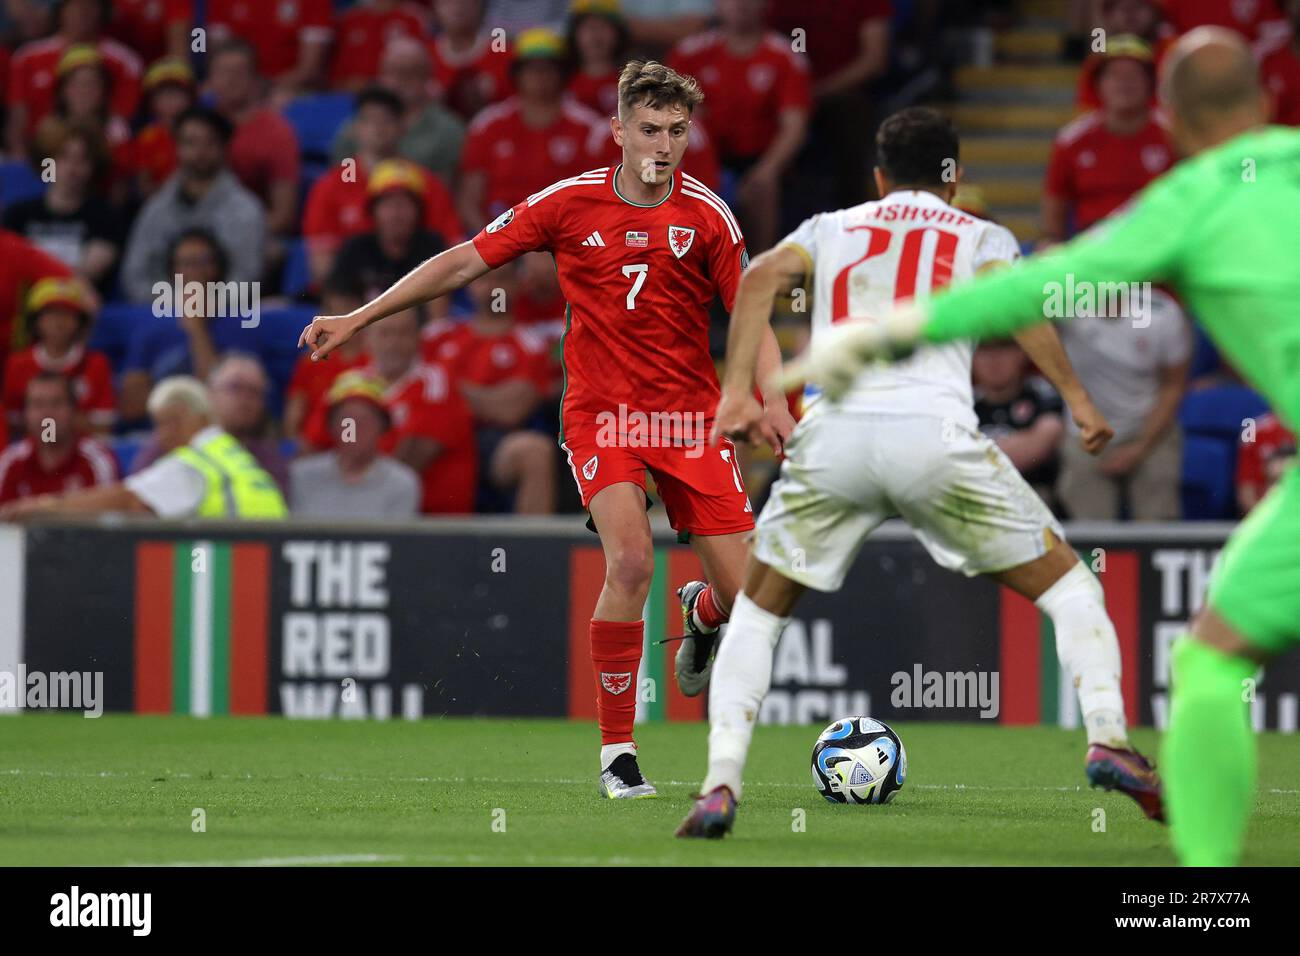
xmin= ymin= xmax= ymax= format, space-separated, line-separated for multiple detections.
xmin=0 ymin=160 xmax=46 ymax=206
xmin=1189 ymin=326 xmax=1223 ymax=380
xmin=282 ymin=92 xmax=355 ymax=161
xmin=88 ymin=303 xmax=167 ymax=375
xmin=1178 ymin=385 xmax=1269 ymax=442
xmin=110 ymin=436 xmax=144 ymax=476
xmin=1180 ymin=432 xmax=1235 ymax=520
xmin=282 ymin=238 xmax=311 ymax=298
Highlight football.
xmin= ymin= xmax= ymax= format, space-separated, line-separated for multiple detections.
xmin=811 ymin=716 xmax=908 ymax=805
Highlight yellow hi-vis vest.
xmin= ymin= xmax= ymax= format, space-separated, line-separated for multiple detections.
xmin=170 ymin=429 xmax=287 ymax=518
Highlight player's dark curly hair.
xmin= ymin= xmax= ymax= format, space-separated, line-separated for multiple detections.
xmin=875 ymin=107 xmax=960 ymax=189
xmin=617 ymin=60 xmax=704 ymax=119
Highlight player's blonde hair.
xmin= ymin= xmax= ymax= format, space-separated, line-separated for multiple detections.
xmin=617 ymin=60 xmax=703 ymax=120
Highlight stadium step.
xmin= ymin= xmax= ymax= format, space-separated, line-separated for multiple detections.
xmin=946 ymin=103 xmax=1075 ymax=133
xmin=954 ymin=64 xmax=1079 ymax=91
xmin=960 ymin=137 xmax=1053 ymax=165
xmin=1020 ymin=0 xmax=1068 ymax=16
xmin=995 ymin=28 xmax=1063 ymax=61
xmin=965 ymin=179 xmax=1043 ymax=206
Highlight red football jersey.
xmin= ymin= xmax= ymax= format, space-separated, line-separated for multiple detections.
xmin=668 ymin=30 xmax=812 ymax=162
xmin=302 ymin=161 xmax=464 ymax=249
xmin=427 ymin=33 xmax=514 ymax=120
xmin=303 ymin=359 xmax=477 ymax=514
xmin=568 ymin=69 xmax=620 ymax=119
xmin=6 ymin=37 xmax=143 ymax=134
xmin=0 ymin=435 xmax=118 ymax=503
xmin=472 ymin=165 xmax=748 ymax=428
xmin=107 ymin=0 xmax=191 ymax=64
xmin=3 ymin=345 xmax=116 ymax=432
xmin=460 ymin=98 xmax=608 ymax=221
xmin=207 ymin=0 xmax=333 ymax=79
xmin=330 ymin=2 xmax=429 ymax=87
xmin=1044 ymin=112 xmax=1175 ymax=234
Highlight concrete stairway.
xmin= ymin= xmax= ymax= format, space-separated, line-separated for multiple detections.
xmin=945 ymin=0 xmax=1081 ymax=244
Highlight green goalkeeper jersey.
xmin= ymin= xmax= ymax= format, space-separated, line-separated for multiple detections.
xmin=924 ymin=125 xmax=1300 ymax=430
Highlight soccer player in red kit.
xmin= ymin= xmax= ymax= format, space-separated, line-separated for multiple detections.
xmin=299 ymin=60 xmax=793 ymax=799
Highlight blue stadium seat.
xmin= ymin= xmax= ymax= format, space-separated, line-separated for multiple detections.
xmin=1178 ymin=385 xmax=1270 ymax=442
xmin=0 ymin=160 xmax=46 ymax=206
xmin=1181 ymin=432 xmax=1235 ymax=520
xmin=282 ymin=93 xmax=355 ymax=160
xmin=250 ymin=305 xmax=314 ymax=415
xmin=282 ymin=238 xmax=311 ymax=298
xmin=88 ymin=303 xmax=167 ymax=376
xmin=110 ymin=437 xmax=144 ymax=476
xmin=1188 ymin=326 xmax=1223 ymax=380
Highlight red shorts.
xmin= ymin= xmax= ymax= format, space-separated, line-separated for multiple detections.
xmin=560 ymin=416 xmax=755 ymax=540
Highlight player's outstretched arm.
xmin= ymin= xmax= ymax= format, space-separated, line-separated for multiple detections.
xmin=298 ymin=241 xmax=491 ymax=361
xmin=714 ymin=244 xmax=807 ymax=447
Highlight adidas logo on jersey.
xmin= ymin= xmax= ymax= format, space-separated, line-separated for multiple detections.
xmin=581 ymin=231 xmax=606 ymax=247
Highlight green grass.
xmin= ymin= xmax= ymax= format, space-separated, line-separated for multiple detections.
xmin=1 ymin=715 xmax=1297 ymax=866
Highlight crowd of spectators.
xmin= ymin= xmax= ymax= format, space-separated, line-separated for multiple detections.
xmin=0 ymin=0 xmax=1294 ymax=523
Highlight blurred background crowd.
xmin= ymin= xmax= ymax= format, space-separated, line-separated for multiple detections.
xmin=0 ymin=0 xmax=1295 ymax=523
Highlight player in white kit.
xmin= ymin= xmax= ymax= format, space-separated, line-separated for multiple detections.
xmin=676 ymin=108 xmax=1164 ymax=838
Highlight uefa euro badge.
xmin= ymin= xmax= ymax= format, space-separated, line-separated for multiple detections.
xmin=668 ymin=225 xmax=696 ymax=259
xmin=486 ymin=208 xmax=514 ymax=233
xmin=601 ymin=672 xmax=632 ymax=695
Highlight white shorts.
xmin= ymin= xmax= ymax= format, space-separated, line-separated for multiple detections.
xmin=752 ymin=409 xmax=1065 ymax=591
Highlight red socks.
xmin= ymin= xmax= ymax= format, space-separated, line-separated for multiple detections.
xmin=695 ymin=585 xmax=729 ymax=630
xmin=590 ymin=619 xmax=643 ymax=744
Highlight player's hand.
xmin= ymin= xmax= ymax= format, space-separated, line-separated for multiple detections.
xmin=760 ymin=395 xmax=796 ymax=455
xmin=711 ymin=389 xmax=766 ymax=447
xmin=1070 ymin=398 xmax=1115 ymax=456
xmin=298 ymin=313 xmax=363 ymax=362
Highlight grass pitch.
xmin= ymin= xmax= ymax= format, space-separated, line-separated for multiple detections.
xmin=2 ymin=715 xmax=1298 ymax=866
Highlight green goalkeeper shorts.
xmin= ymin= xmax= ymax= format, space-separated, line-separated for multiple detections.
xmin=1208 ymin=463 xmax=1300 ymax=655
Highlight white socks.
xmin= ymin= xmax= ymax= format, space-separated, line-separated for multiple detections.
xmin=701 ymin=592 xmax=790 ymax=800
xmin=601 ymin=742 xmax=636 ymax=771
xmin=1034 ymin=562 xmax=1129 ymax=748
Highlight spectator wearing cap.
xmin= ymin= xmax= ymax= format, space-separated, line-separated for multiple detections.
xmin=304 ymin=86 xmax=463 ymax=288
xmin=3 ymin=276 xmax=113 ymax=437
xmin=129 ymin=352 xmax=289 ymax=495
xmin=330 ymin=0 xmax=431 ymax=91
xmin=457 ymin=27 xmax=607 ymax=230
xmin=129 ymin=57 xmax=196 ymax=199
xmin=0 ymin=227 xmax=77 ymax=376
xmin=302 ymin=308 xmax=478 ymax=514
xmin=1075 ymin=1 xmax=1170 ymax=111
xmin=427 ymin=0 xmax=516 ymax=121
xmin=206 ymin=0 xmax=332 ymax=100
xmin=284 ymin=273 xmax=370 ymax=441
xmin=4 ymin=0 xmax=142 ymax=156
xmin=120 ymin=229 xmax=276 ymax=423
xmin=422 ymin=267 xmax=557 ymax=513
xmin=973 ymin=338 xmax=1067 ymax=512
xmin=567 ymin=0 xmax=630 ymax=118
xmin=289 ymin=371 xmax=421 ymax=519
xmin=329 ymin=158 xmax=450 ymax=302
xmin=1042 ymin=35 xmax=1175 ymax=244
xmin=0 ymin=372 xmax=117 ymax=508
xmin=1237 ymin=411 xmax=1296 ymax=514
xmin=1056 ymin=287 xmax=1191 ymax=520
xmin=330 ymin=38 xmax=467 ymax=189
xmin=105 ymin=0 xmax=191 ymax=65
xmin=669 ymin=0 xmax=812 ymax=252
xmin=207 ymin=38 xmax=302 ymax=241
xmin=120 ymin=106 xmax=266 ymax=303
xmin=0 ymin=375 xmax=287 ymax=520
xmin=4 ymin=119 xmax=121 ymax=295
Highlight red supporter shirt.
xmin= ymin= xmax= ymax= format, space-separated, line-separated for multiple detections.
xmin=768 ymin=0 xmax=894 ymax=83
xmin=304 ymin=360 xmax=477 ymax=513
xmin=1160 ymin=0 xmax=1290 ymax=52
xmin=302 ymin=161 xmax=464 ymax=249
xmin=1237 ymin=412 xmax=1296 ymax=497
xmin=460 ymin=98 xmax=608 ymax=220
xmin=0 ymin=230 xmax=75 ymax=372
xmin=427 ymin=33 xmax=514 ymax=120
xmin=1044 ymin=112 xmax=1175 ymax=234
xmin=568 ymin=69 xmax=620 ymax=118
xmin=227 ymin=107 xmax=302 ymax=205
xmin=3 ymin=345 xmax=116 ymax=432
xmin=207 ymin=0 xmax=333 ymax=80
xmin=0 ymin=435 xmax=118 ymax=503
xmin=330 ymin=2 xmax=429 ymax=87
xmin=472 ymin=165 xmax=748 ymax=426
xmin=108 ymin=0 xmax=190 ymax=64
xmin=421 ymin=320 xmax=555 ymax=396
xmin=130 ymin=121 xmax=178 ymax=192
xmin=1263 ymin=47 xmax=1300 ymax=126
xmin=668 ymin=30 xmax=812 ymax=162
xmin=286 ymin=349 xmax=368 ymax=418
xmin=6 ymin=37 xmax=143 ymax=133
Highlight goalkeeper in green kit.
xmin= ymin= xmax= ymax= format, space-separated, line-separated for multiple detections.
xmin=792 ymin=27 xmax=1300 ymax=866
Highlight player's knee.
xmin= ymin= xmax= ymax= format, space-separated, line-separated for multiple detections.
xmin=604 ymin=546 xmax=654 ymax=599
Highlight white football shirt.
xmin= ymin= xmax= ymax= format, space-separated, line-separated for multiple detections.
xmin=781 ymin=189 xmax=1021 ymax=427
